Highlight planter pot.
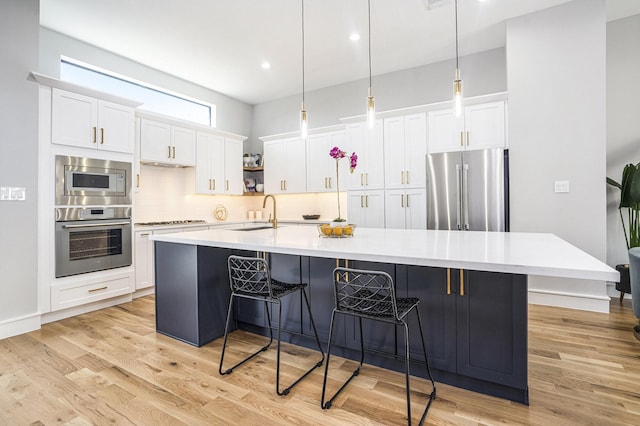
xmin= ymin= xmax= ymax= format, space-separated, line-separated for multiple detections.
xmin=616 ymin=264 xmax=631 ymax=294
xmin=330 ymin=221 xmax=347 ymax=227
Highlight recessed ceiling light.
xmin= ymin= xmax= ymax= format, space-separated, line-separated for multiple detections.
xmin=261 ymin=61 xmax=271 ymax=69
xmin=350 ymin=33 xmax=360 ymax=41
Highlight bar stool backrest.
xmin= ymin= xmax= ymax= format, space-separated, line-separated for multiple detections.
xmin=333 ymin=267 xmax=399 ymax=321
xmin=228 ymin=255 xmax=273 ymax=298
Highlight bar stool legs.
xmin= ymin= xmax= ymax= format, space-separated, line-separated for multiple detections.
xmin=321 ymin=308 xmax=437 ymax=425
xmin=219 ymin=288 xmax=324 ymax=396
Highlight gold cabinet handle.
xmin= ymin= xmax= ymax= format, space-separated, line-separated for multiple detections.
xmin=401 ymin=171 xmax=405 ymax=184
xmin=168 ymin=146 xmax=171 ymax=158
xmin=280 ymin=180 xmax=283 ymax=191
xmin=88 ymin=286 xmax=107 ymax=293
xmin=172 ymin=146 xmax=176 ymax=159
xmin=324 ymin=177 xmax=328 ymax=189
xmin=460 ymin=131 xmax=464 ymax=147
xmin=328 ymin=177 xmax=331 ymax=188
xmin=284 ymin=180 xmax=287 ymax=191
xmin=212 ymin=179 xmax=216 ymax=190
xmin=209 ymin=179 xmax=212 ymax=190
xmin=366 ymin=195 xmax=369 ymax=208
xmin=406 ymin=170 xmax=410 ymax=185
xmin=136 ymin=174 xmax=140 ymax=188
xmin=226 ymin=180 xmax=229 ymax=191
xmin=360 ymin=195 xmax=364 ymax=208
xmin=447 ymin=268 xmax=451 ymax=295
xmin=459 ymin=269 xmax=465 ymax=296
xmin=92 ymin=127 xmax=97 ymax=143
xmin=406 ymin=194 xmax=410 ymax=208
xmin=360 ymin=173 xmax=364 ymax=186
xmin=401 ymin=194 xmax=405 ymax=207
xmin=466 ymin=130 xmax=470 ymax=146
xmin=366 ymin=173 xmax=369 ymax=186
xmin=100 ymin=128 xmax=104 ymax=144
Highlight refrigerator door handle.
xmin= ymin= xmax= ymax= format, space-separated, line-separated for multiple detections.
xmin=456 ymin=164 xmax=462 ymax=230
xmin=463 ymin=163 xmax=470 ymax=230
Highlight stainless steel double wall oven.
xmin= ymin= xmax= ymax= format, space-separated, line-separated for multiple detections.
xmin=55 ymin=156 xmax=133 ymax=278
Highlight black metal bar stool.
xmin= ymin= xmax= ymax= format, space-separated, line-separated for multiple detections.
xmin=219 ymin=255 xmax=325 ymax=395
xmin=321 ymin=267 xmax=436 ymax=425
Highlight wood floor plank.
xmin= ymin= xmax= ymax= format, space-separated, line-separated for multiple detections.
xmin=0 ymin=296 xmax=639 ymax=425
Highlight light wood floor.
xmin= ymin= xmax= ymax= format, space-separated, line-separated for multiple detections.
xmin=1 ymin=296 xmax=639 ymax=425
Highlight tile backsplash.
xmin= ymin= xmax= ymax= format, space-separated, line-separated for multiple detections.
xmin=134 ymin=165 xmax=347 ymax=223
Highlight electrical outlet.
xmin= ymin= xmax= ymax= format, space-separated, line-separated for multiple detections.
xmin=11 ymin=187 xmax=26 ymax=200
xmin=0 ymin=187 xmax=10 ymax=200
xmin=554 ymin=180 xmax=570 ymax=193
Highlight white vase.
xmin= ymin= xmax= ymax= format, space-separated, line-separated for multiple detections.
xmin=330 ymin=220 xmax=347 ymax=227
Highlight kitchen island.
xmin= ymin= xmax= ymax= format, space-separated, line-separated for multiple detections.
xmin=150 ymin=226 xmax=617 ymax=404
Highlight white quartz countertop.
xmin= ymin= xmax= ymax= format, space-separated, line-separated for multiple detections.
xmin=150 ymin=226 xmax=619 ymax=282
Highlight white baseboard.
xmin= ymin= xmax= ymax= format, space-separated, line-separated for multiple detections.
xmin=41 ymin=294 xmax=133 ymax=324
xmin=528 ymin=288 xmax=611 ymax=313
xmin=0 ymin=312 xmax=41 ymax=340
xmin=133 ymin=287 xmax=154 ymax=299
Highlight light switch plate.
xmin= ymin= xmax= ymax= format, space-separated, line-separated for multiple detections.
xmin=0 ymin=187 xmax=10 ymax=200
xmin=554 ymin=180 xmax=570 ymax=193
xmin=11 ymin=187 xmax=26 ymax=200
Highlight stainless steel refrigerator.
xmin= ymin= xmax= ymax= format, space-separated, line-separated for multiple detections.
xmin=426 ymin=148 xmax=509 ymax=231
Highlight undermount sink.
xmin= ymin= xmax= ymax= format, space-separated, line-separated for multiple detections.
xmin=231 ymin=225 xmax=276 ymax=231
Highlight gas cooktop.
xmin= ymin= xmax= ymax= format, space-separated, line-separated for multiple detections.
xmin=134 ymin=220 xmax=207 ymax=226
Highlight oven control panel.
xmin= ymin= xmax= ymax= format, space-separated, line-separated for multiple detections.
xmin=77 ymin=208 xmax=115 ymax=220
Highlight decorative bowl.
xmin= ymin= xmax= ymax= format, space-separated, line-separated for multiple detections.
xmin=303 ymin=214 xmax=321 ymax=220
xmin=318 ymin=223 xmax=356 ymax=238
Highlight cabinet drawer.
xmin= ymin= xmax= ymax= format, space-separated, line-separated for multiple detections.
xmin=51 ymin=275 xmax=132 ymax=311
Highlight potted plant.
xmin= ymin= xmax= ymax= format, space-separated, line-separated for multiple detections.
xmin=607 ymin=162 xmax=640 ymax=301
xmin=329 ymin=146 xmax=357 ymax=225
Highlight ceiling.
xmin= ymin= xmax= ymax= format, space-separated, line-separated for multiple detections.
xmin=40 ymin=0 xmax=640 ymax=105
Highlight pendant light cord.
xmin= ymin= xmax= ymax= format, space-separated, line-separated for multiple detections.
xmin=455 ymin=0 xmax=459 ymax=69
xmin=302 ymin=0 xmax=305 ymax=105
xmin=368 ymin=0 xmax=372 ymax=89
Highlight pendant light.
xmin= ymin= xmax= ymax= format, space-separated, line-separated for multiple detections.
xmin=366 ymin=0 xmax=375 ymax=129
xmin=300 ymin=0 xmax=308 ymax=140
xmin=453 ymin=0 xmax=463 ymax=117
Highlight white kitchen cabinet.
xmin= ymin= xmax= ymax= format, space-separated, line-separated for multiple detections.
xmin=224 ymin=138 xmax=243 ymax=194
xmin=347 ymin=190 xmax=385 ymax=228
xmin=263 ymin=137 xmax=306 ymax=194
xmin=384 ymin=113 xmax=427 ymax=190
xmin=346 ymin=120 xmax=384 ymax=190
xmin=52 ymin=88 xmax=134 ymax=154
xmin=134 ymin=226 xmax=209 ymax=291
xmin=196 ymin=133 xmax=243 ymax=195
xmin=427 ymin=101 xmax=506 ymax=153
xmin=134 ymin=230 xmax=154 ymax=290
xmin=306 ymin=130 xmax=349 ymax=193
xmin=140 ymin=118 xmax=196 ymax=166
xmin=384 ymin=188 xmax=427 ymax=230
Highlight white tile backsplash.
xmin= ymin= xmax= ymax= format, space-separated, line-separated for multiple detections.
xmin=134 ymin=164 xmax=347 ymax=223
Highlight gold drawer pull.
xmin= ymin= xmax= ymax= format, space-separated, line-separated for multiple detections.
xmin=88 ymin=286 xmax=107 ymax=293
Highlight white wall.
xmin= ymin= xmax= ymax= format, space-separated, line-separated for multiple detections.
xmin=0 ymin=0 xmax=41 ymax=336
xmin=39 ymin=27 xmax=254 ymax=145
xmin=507 ymin=0 xmax=609 ymax=311
xmin=606 ymin=14 xmax=640 ymax=280
xmin=251 ymin=48 xmax=506 ymax=151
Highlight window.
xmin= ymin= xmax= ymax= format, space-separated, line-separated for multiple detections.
xmin=60 ymin=58 xmax=215 ymax=127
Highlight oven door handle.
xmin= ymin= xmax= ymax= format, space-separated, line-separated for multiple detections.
xmin=62 ymin=221 xmax=131 ymax=229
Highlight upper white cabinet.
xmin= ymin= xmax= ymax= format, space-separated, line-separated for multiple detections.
xmin=346 ymin=120 xmax=384 ymax=190
xmin=384 ymin=113 xmax=427 ymax=190
xmin=306 ymin=130 xmax=349 ymax=193
xmin=140 ymin=118 xmax=196 ymax=166
xmin=427 ymin=101 xmax=506 ymax=153
xmin=196 ymin=133 xmax=244 ymax=195
xmin=384 ymin=188 xmax=427 ymax=230
xmin=263 ymin=137 xmax=306 ymax=194
xmin=52 ymin=88 xmax=134 ymax=154
xmin=347 ymin=190 xmax=385 ymax=228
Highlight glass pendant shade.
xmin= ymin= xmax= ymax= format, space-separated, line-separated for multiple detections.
xmin=300 ymin=105 xmax=308 ymax=140
xmin=453 ymin=68 xmax=463 ymax=117
xmin=367 ymin=88 xmax=375 ymax=129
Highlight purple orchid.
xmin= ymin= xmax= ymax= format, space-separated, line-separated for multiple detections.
xmin=328 ymin=146 xmax=358 ymax=222
xmin=349 ymin=152 xmax=358 ymax=173
xmin=329 ymin=146 xmax=346 ymax=160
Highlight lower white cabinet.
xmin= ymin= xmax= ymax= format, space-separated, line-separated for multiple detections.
xmin=51 ymin=274 xmax=133 ymax=312
xmin=134 ymin=226 xmax=209 ymax=291
xmin=384 ymin=188 xmax=427 ymax=230
xmin=347 ymin=190 xmax=385 ymax=228
xmin=134 ymin=231 xmax=154 ymax=290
